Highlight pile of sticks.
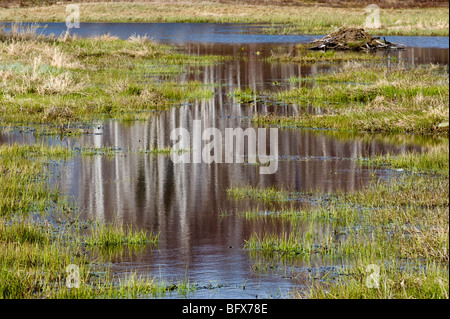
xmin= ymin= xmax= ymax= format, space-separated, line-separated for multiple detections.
xmin=308 ymin=27 xmax=406 ymax=51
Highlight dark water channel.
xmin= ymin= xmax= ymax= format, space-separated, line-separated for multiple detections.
xmin=0 ymin=23 xmax=448 ymax=299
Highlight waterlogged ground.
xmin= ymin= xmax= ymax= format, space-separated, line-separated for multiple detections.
xmin=0 ymin=23 xmax=448 ymax=299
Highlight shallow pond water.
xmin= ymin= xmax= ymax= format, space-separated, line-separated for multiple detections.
xmin=0 ymin=23 xmax=448 ymax=299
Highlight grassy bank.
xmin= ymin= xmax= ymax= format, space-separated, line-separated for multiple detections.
xmin=0 ymin=2 xmax=448 ymax=36
xmin=231 ymin=146 xmax=449 ymax=298
xmin=252 ymin=62 xmax=449 ymax=135
xmin=0 ymin=24 xmax=223 ymax=135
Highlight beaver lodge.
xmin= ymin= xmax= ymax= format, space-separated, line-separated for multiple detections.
xmin=309 ymin=27 xmax=406 ymax=51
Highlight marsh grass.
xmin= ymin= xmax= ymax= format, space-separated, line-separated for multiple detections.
xmin=253 ymin=63 xmax=449 ymax=134
xmin=229 ymin=87 xmax=259 ymax=104
xmin=0 ymin=219 xmax=93 ymax=298
xmin=263 ymin=8 xmax=449 ymax=36
xmin=227 ymin=185 xmax=290 ymax=203
xmin=267 ymin=47 xmax=383 ymax=63
xmin=0 ymin=142 xmax=72 ymax=158
xmin=138 ymin=147 xmax=172 ymax=155
xmin=0 ymin=23 xmax=47 ymax=42
xmin=0 ymin=144 xmax=127 ymax=217
xmin=0 ymin=143 xmax=194 ymax=299
xmin=303 ymin=260 xmax=449 ymax=299
xmin=245 ymin=200 xmax=448 ymax=267
xmin=138 ymin=146 xmax=190 ymax=155
xmin=88 ymin=244 xmax=148 ymax=263
xmin=359 ymin=144 xmax=449 ymax=175
xmin=244 ymin=230 xmax=335 ymax=257
xmin=113 ymin=273 xmax=196 ymax=299
xmin=0 ymin=218 xmax=53 ymax=244
xmin=0 ymin=25 xmax=222 ymax=133
xmin=279 ymin=64 xmax=448 ymax=104
xmin=239 ymin=146 xmax=448 ymax=298
xmin=241 ymin=206 xmax=334 ymax=222
xmin=50 ymin=271 xmax=196 ymax=299
xmin=75 ymin=146 xmax=125 ymax=157
xmin=0 ymin=143 xmax=87 ymax=297
xmin=84 ymin=221 xmax=159 ymax=247
xmin=0 ymin=143 xmax=71 ymax=216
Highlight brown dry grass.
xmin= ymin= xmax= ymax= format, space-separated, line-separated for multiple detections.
xmin=1 ymin=1 xmax=448 ymax=9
